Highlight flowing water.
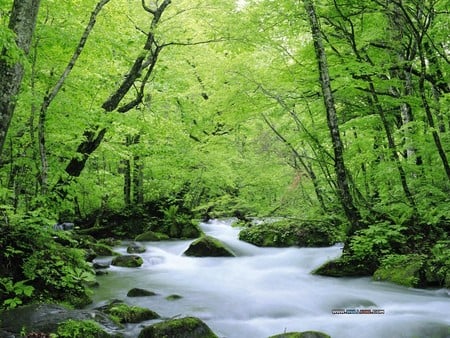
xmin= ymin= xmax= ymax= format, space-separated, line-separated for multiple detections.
xmin=90 ymin=219 xmax=450 ymax=338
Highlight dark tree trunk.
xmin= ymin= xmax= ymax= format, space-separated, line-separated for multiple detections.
xmin=133 ymin=154 xmax=144 ymax=205
xmin=124 ymin=157 xmax=132 ymax=207
xmin=302 ymin=0 xmax=361 ymax=234
xmin=0 ymin=0 xmax=41 ymax=159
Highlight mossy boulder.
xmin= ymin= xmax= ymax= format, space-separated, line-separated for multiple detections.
xmin=127 ymin=243 xmax=146 ymax=254
xmin=111 ymin=255 xmax=143 ymax=268
xmin=150 ymin=220 xmax=203 ymax=239
xmin=239 ymin=219 xmax=339 ymax=248
xmin=165 ymin=294 xmax=183 ymax=301
xmin=0 ymin=304 xmax=121 ymax=336
xmin=373 ymin=254 xmax=426 ymax=287
xmin=102 ymin=302 xmax=160 ymax=324
xmin=127 ymin=288 xmax=157 ymax=297
xmin=91 ymin=243 xmax=116 ymax=256
xmin=269 ymin=331 xmax=331 ymax=338
xmin=135 ymin=231 xmax=170 ymax=241
xmin=183 ymin=235 xmax=236 ymax=257
xmin=138 ymin=316 xmax=218 ymax=338
xmin=313 ymin=256 xmax=377 ymax=277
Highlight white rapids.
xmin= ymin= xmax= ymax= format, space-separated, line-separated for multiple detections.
xmin=90 ymin=219 xmax=450 ymax=338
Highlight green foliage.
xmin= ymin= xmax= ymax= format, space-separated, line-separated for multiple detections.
xmin=373 ymin=254 xmax=426 ymax=287
xmin=22 ymin=247 xmax=94 ymax=307
xmin=0 ymin=278 xmax=34 ymax=309
xmin=239 ymin=219 xmax=341 ymax=247
xmin=427 ymin=240 xmax=450 ymax=287
xmin=0 ymin=214 xmax=94 ymax=309
xmin=350 ymin=223 xmax=407 ymax=261
xmin=54 ymin=319 xmax=109 ymax=338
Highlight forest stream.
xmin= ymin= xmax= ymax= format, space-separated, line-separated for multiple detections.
xmin=89 ymin=219 xmax=450 ymax=338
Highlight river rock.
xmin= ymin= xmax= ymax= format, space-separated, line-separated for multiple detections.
xmin=101 ymin=301 xmax=160 ymax=323
xmin=373 ymin=254 xmax=426 ymax=287
xmin=93 ymin=261 xmax=111 ymax=269
xmin=165 ymin=294 xmax=183 ymax=301
xmin=183 ymin=235 xmax=236 ymax=257
xmin=149 ymin=220 xmax=203 ymax=239
xmin=127 ymin=288 xmax=157 ymax=297
xmin=135 ymin=231 xmax=170 ymax=241
xmin=313 ymin=256 xmax=377 ymax=277
xmin=127 ymin=243 xmax=146 ymax=254
xmin=269 ymin=331 xmax=331 ymax=338
xmin=239 ymin=219 xmax=338 ymax=247
xmin=91 ymin=243 xmax=116 ymax=256
xmin=0 ymin=303 xmax=121 ymax=336
xmin=111 ymin=255 xmax=143 ymax=267
xmin=138 ymin=316 xmax=218 ymax=338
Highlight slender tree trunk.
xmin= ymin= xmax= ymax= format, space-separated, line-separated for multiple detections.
xmin=133 ymin=155 xmax=144 ymax=205
xmin=302 ymin=0 xmax=361 ymax=234
xmin=0 ymin=0 xmax=41 ymax=159
xmin=262 ymin=114 xmax=326 ymax=211
xmin=123 ymin=156 xmax=132 ymax=207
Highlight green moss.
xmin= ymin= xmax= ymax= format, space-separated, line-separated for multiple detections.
xmin=135 ymin=231 xmax=170 ymax=241
xmin=238 ymin=219 xmax=339 ymax=248
xmin=56 ymin=319 xmax=110 ymax=338
xmin=127 ymin=288 xmax=157 ymax=297
xmin=111 ymin=255 xmax=143 ymax=268
xmin=165 ymin=294 xmax=182 ymax=301
xmin=183 ymin=235 xmax=235 ymax=257
xmin=373 ymin=254 xmax=426 ymax=287
xmin=313 ymin=255 xmax=377 ymax=277
xmin=91 ymin=243 xmax=115 ymax=256
xmin=138 ymin=316 xmax=217 ymax=338
xmin=104 ymin=303 xmax=160 ymax=323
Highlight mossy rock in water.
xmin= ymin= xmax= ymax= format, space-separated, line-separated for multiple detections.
xmin=239 ymin=219 xmax=339 ymax=248
xmin=165 ymin=294 xmax=183 ymax=301
xmin=373 ymin=254 xmax=426 ymax=287
xmin=127 ymin=288 xmax=157 ymax=297
xmin=91 ymin=243 xmax=116 ymax=256
xmin=149 ymin=220 xmax=203 ymax=239
xmin=103 ymin=302 xmax=160 ymax=324
xmin=138 ymin=316 xmax=218 ymax=338
xmin=313 ymin=256 xmax=377 ymax=277
xmin=111 ymin=255 xmax=143 ymax=268
xmin=135 ymin=231 xmax=170 ymax=241
xmin=269 ymin=331 xmax=331 ymax=338
xmin=127 ymin=243 xmax=146 ymax=254
xmin=183 ymin=235 xmax=235 ymax=257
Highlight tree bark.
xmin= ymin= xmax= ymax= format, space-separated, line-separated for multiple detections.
xmin=302 ymin=0 xmax=361 ymax=234
xmin=0 ymin=0 xmax=41 ymax=159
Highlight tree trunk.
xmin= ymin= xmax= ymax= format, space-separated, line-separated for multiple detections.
xmin=124 ymin=157 xmax=131 ymax=207
xmin=302 ymin=0 xmax=361 ymax=234
xmin=0 ymin=0 xmax=41 ymax=159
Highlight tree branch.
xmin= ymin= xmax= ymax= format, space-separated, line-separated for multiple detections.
xmin=40 ymin=0 xmax=110 ymax=114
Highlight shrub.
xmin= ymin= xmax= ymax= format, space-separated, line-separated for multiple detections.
xmin=0 ymin=213 xmax=94 ymax=309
